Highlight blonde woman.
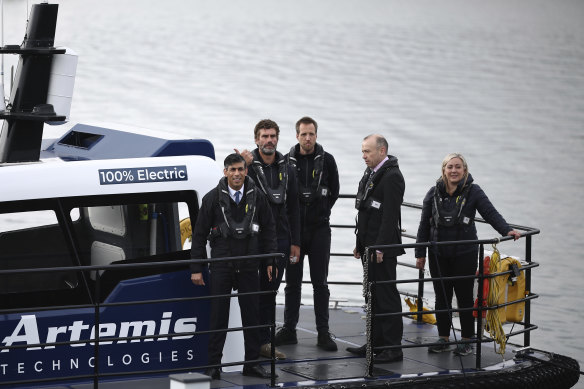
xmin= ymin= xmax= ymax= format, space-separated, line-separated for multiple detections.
xmin=415 ymin=153 xmax=520 ymax=355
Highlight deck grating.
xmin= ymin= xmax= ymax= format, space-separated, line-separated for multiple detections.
xmin=281 ymin=361 xmax=392 ymax=380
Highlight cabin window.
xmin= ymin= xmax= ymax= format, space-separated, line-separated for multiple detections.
xmin=0 ymin=210 xmax=77 ymax=294
xmin=0 ymin=190 xmax=198 ymax=307
xmin=71 ymin=201 xmax=190 ymax=281
xmin=64 ymin=192 xmax=199 ymax=301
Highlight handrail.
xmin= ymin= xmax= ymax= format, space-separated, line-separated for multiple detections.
xmin=0 ymin=196 xmax=542 ymax=386
xmin=363 ymin=237 xmax=538 ymax=375
xmin=327 ymin=195 xmax=540 ymax=376
xmin=0 ymin=252 xmax=283 ymax=388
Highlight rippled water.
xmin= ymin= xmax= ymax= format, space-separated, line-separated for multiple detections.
xmin=3 ymin=0 xmax=584 ymax=375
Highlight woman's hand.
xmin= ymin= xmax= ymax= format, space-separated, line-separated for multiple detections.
xmin=507 ymin=230 xmax=521 ymax=241
xmin=415 ymin=257 xmax=426 ymax=270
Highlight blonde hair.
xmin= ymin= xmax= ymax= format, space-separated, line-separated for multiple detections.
xmin=441 ymin=153 xmax=469 ymax=187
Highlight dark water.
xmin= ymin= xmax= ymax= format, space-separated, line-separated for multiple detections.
xmin=3 ymin=0 xmax=584 ymax=376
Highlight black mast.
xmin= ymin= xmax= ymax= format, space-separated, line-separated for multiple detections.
xmin=0 ymin=3 xmax=65 ymax=163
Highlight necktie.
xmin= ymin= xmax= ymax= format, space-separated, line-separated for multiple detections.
xmin=235 ymin=190 xmax=241 ymax=204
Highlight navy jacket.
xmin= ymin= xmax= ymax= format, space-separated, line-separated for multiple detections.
xmin=415 ymin=174 xmax=512 ymax=258
xmin=355 ymin=156 xmax=405 ymax=258
xmin=190 ymin=176 xmax=277 ymax=273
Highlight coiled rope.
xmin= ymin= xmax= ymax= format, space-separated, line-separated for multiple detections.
xmin=485 ymin=244 xmax=506 ymax=355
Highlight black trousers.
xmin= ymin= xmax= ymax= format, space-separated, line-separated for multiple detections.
xmin=258 ymin=238 xmax=288 ymax=345
xmin=208 ymin=266 xmax=260 ymax=366
xmin=284 ymin=223 xmax=331 ymax=332
xmin=429 ymin=250 xmax=478 ymax=339
xmin=368 ymin=255 xmax=403 ymax=348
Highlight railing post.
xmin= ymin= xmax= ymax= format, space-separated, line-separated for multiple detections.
xmin=93 ymin=273 xmax=101 ymax=389
xmin=270 ymin=254 xmax=277 ymax=387
xmin=476 ymin=243 xmax=484 ymax=370
xmin=524 ymin=235 xmax=532 ymax=346
xmin=416 ymin=268 xmax=425 ymax=323
xmin=365 ymin=249 xmax=375 ymax=378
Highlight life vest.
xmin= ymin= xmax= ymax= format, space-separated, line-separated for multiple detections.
xmin=473 ymin=254 xmax=526 ymax=323
xmin=354 ymin=165 xmax=389 ymax=210
xmin=212 ymin=178 xmax=259 ymax=240
xmin=288 ymin=143 xmax=328 ymax=204
xmin=431 ymin=183 xmax=472 ymax=228
xmin=492 ymin=256 xmax=526 ymax=323
xmin=250 ymin=149 xmax=288 ymax=205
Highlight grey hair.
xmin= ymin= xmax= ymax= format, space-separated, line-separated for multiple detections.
xmin=363 ymin=134 xmax=388 ymax=152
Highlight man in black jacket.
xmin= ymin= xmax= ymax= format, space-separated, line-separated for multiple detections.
xmin=275 ymin=116 xmax=339 ymax=351
xmin=190 ymin=153 xmax=277 ymax=379
xmin=236 ymin=119 xmax=301 ymax=360
xmin=347 ymin=134 xmax=405 ymax=364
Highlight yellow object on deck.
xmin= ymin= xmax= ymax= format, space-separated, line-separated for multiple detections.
xmin=485 ymin=246 xmax=527 ymax=355
xmin=179 ymin=217 xmax=192 ymax=248
xmin=494 ymin=256 xmax=526 ymax=323
xmin=405 ymin=297 xmax=437 ymax=325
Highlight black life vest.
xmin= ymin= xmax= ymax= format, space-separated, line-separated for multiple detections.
xmin=214 ymin=178 xmax=259 ymax=239
xmin=431 ymin=182 xmax=473 ymax=228
xmin=355 ymin=166 xmax=389 ymax=210
xmin=250 ymin=149 xmax=288 ymax=205
xmin=288 ymin=143 xmax=328 ymax=204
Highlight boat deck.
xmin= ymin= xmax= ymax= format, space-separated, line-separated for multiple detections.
xmin=56 ymin=304 xmax=515 ymax=389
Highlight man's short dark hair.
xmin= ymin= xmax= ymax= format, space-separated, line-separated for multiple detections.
xmin=254 ymin=119 xmax=280 ymax=140
xmin=295 ymin=116 xmax=318 ymax=134
xmin=224 ymin=153 xmax=247 ymax=169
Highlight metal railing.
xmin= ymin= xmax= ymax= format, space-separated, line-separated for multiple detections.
xmin=0 ymin=197 xmax=541 ymax=387
xmin=328 ymin=196 xmax=540 ymax=377
xmin=0 ymin=253 xmax=283 ymax=388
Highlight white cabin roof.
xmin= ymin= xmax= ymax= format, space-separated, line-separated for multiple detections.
xmin=0 ymin=155 xmax=222 ymax=203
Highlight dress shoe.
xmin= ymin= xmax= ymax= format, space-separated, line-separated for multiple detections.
xmin=242 ymin=364 xmax=275 ymax=378
xmin=375 ymin=350 xmax=403 ymax=363
xmin=346 ymin=344 xmax=367 ymax=356
xmin=204 ymin=367 xmax=221 ymax=380
xmin=260 ymin=343 xmax=286 ymax=359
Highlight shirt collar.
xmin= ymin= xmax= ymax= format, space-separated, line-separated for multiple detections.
xmin=228 ymin=184 xmax=244 ymax=200
xmin=372 ymin=156 xmax=388 ymax=173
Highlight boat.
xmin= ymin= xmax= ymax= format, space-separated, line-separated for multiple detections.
xmin=0 ymin=3 xmax=581 ymax=388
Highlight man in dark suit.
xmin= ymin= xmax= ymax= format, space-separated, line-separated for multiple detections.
xmin=348 ymin=134 xmax=405 ymax=364
xmin=190 ymin=153 xmax=277 ymax=379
